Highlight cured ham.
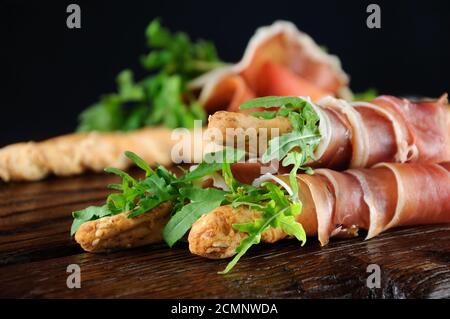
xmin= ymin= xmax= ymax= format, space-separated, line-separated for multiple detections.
xmin=208 ymin=94 xmax=450 ymax=175
xmin=188 ymin=162 xmax=450 ymax=259
xmin=189 ymin=21 xmax=351 ymax=113
xmin=319 ymin=94 xmax=450 ymax=167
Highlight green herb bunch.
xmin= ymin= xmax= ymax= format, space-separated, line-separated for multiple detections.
xmin=77 ymin=19 xmax=223 ymax=132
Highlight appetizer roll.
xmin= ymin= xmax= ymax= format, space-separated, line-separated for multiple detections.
xmin=208 ymin=94 xmax=450 ymax=173
xmin=188 ymin=162 xmax=450 ymax=259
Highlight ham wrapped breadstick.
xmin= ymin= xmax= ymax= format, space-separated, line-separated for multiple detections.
xmin=188 ymin=162 xmax=450 ymax=259
xmin=208 ymin=94 xmax=450 ymax=170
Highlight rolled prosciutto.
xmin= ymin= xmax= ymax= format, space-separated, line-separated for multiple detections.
xmin=208 ymin=94 xmax=450 ymax=174
xmin=188 ymin=162 xmax=450 ymax=259
xmin=189 ymin=20 xmax=351 ymax=113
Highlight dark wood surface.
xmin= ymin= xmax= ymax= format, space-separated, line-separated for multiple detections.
xmin=1 ymin=170 xmax=449 ymax=299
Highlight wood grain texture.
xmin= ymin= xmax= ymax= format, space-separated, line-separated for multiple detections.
xmin=0 ymin=170 xmax=449 ymax=298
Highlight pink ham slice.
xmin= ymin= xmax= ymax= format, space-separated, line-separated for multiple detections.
xmin=371 ymin=95 xmax=450 ymax=163
xmin=272 ymin=163 xmax=450 ymax=246
xmin=189 ymin=21 xmax=351 ymax=113
xmin=314 ymin=94 xmax=450 ymax=168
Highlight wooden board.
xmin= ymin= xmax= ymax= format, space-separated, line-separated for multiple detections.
xmin=0 ymin=171 xmax=449 ymax=298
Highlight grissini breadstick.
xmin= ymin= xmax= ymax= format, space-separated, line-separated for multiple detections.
xmin=188 ymin=205 xmax=295 ymax=259
xmin=0 ymin=127 xmax=210 ymax=182
xmin=207 ymin=111 xmax=292 ymax=151
xmin=188 ymin=162 xmax=450 ymax=259
xmin=75 ymin=201 xmax=172 ymax=253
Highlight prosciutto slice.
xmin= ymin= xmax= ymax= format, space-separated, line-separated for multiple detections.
xmin=189 ymin=21 xmax=351 ymax=113
xmin=316 ymin=95 xmax=450 ymax=168
xmin=308 ymin=162 xmax=450 ymax=245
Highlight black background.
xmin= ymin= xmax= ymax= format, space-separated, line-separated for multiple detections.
xmin=2 ymin=0 xmax=449 ymax=145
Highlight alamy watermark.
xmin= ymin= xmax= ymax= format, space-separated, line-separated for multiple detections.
xmin=66 ymin=264 xmax=81 ymax=289
xmin=66 ymin=4 xmax=81 ymax=29
xmin=366 ymin=263 xmax=381 ymax=288
xmin=366 ymin=4 xmax=381 ymax=29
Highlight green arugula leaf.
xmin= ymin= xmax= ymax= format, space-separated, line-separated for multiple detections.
xmin=218 ymin=179 xmax=306 ymax=274
xmin=104 ymin=167 xmax=137 ymax=185
xmin=262 ymin=131 xmax=320 ymax=164
xmin=128 ymin=197 xmax=166 ymax=218
xmin=218 ymin=229 xmax=262 ymax=275
xmin=163 ymin=187 xmax=228 ymax=247
xmin=278 ymin=214 xmax=306 ymax=243
xmin=177 ymin=148 xmax=245 ymax=183
xmin=249 ymin=111 xmax=278 ymax=119
xmin=219 ymin=197 xmax=293 ymax=274
xmin=70 ymin=205 xmax=112 ymax=236
xmin=354 ymin=88 xmax=378 ymax=102
xmin=240 ymin=96 xmax=321 ymax=200
xmin=240 ymin=96 xmax=310 ymax=110
xmin=125 ymin=151 xmax=154 ymax=176
xmin=177 ymin=162 xmax=222 ymax=183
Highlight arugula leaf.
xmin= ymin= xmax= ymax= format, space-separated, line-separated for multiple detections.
xmin=218 ymin=224 xmax=263 ymax=275
xmin=177 ymin=162 xmax=222 ymax=183
xmin=262 ymin=130 xmax=320 ymax=164
xmin=177 ymin=148 xmax=245 ymax=183
xmin=219 ymin=182 xmax=306 ymax=274
xmin=163 ymin=187 xmax=228 ymax=247
xmin=162 ymin=148 xmax=245 ymax=246
xmin=240 ymin=96 xmax=310 ymax=110
xmin=125 ymin=150 xmax=154 ymax=176
xmin=278 ymin=214 xmax=306 ymax=242
xmin=77 ymin=19 xmax=222 ymax=132
xmin=70 ymin=205 xmax=112 ymax=236
xmin=241 ymin=96 xmax=321 ymax=199
xmin=353 ymin=88 xmax=378 ymax=102
xmin=203 ymin=147 xmax=246 ymax=164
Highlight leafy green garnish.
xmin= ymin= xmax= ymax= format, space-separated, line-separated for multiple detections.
xmin=163 ymin=187 xmax=228 ymax=247
xmin=77 ymin=19 xmax=223 ymax=132
xmin=240 ymin=96 xmax=321 ymax=203
xmin=219 ymin=181 xmax=306 ymax=274
xmin=70 ymin=205 xmax=111 ymax=236
xmin=353 ymin=88 xmax=378 ymax=102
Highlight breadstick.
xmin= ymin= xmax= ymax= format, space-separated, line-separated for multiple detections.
xmin=0 ymin=127 xmax=201 ymax=182
xmin=75 ymin=201 xmax=172 ymax=252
